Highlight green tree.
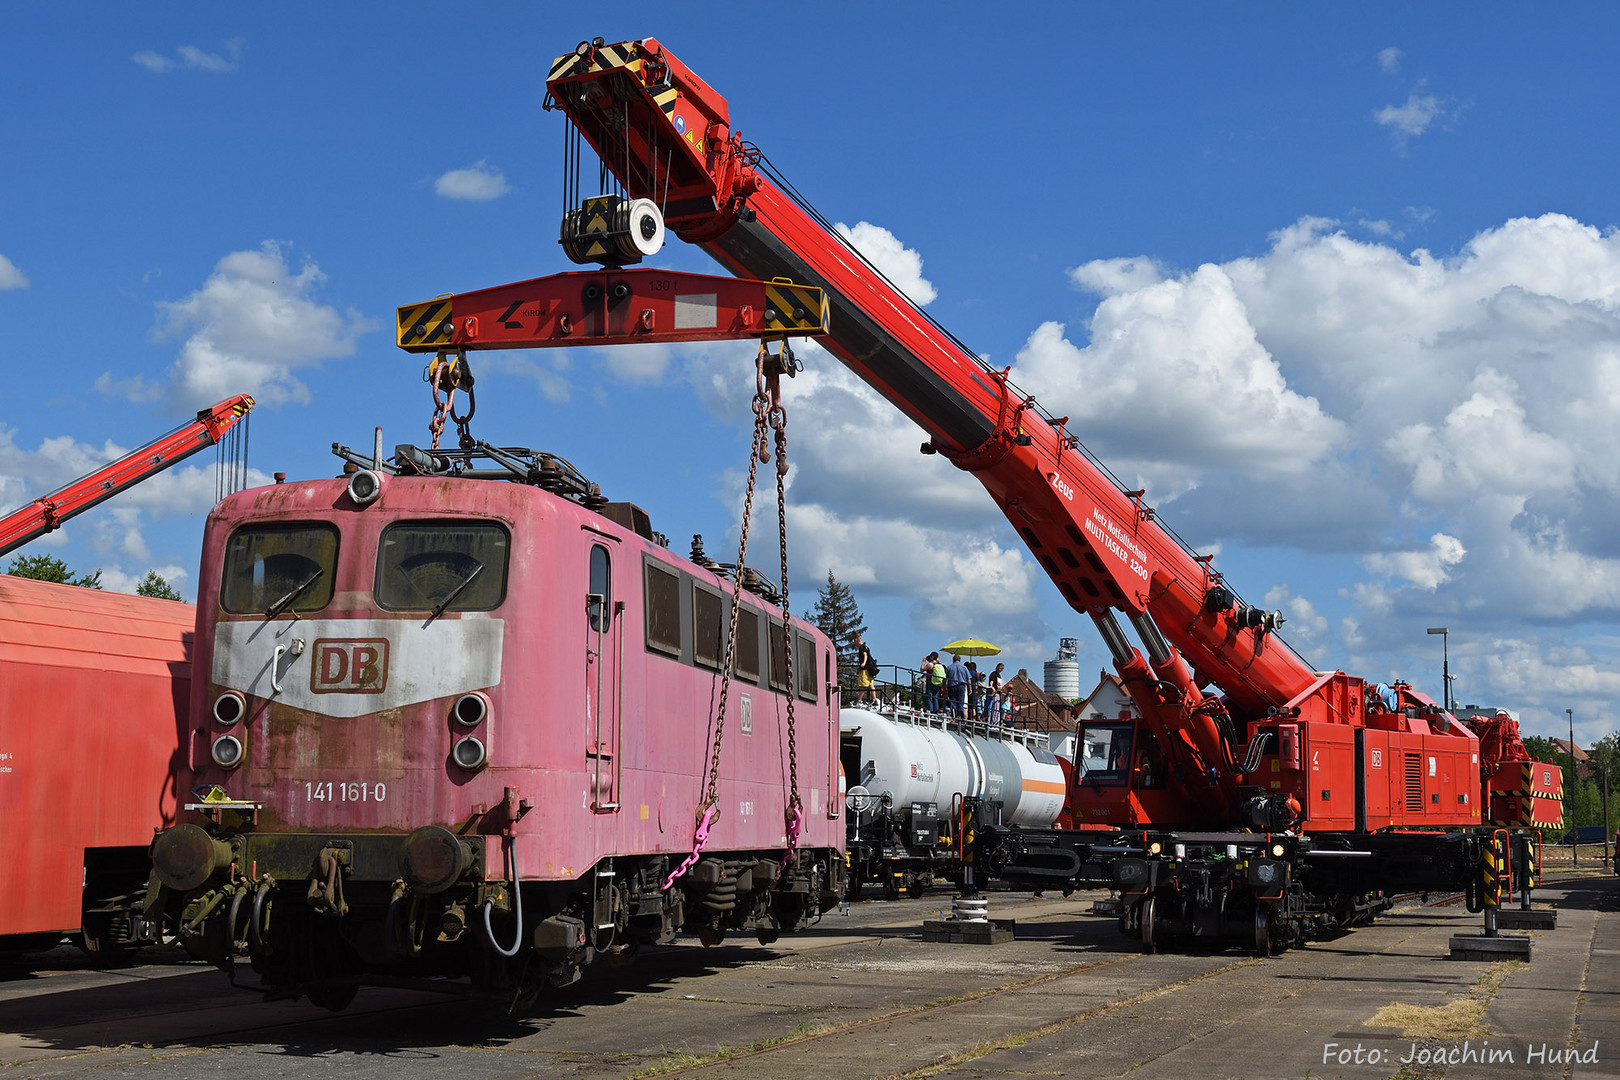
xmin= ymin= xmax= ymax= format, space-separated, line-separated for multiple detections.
xmin=6 ymin=553 xmax=102 ymax=588
xmin=812 ymin=570 xmax=866 ymax=673
xmin=1587 ymin=733 xmax=1618 ymax=842
xmin=136 ymin=570 xmax=183 ymax=601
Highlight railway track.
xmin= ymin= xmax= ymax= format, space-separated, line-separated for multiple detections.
xmin=2 ymin=880 xmax=1606 ymax=1080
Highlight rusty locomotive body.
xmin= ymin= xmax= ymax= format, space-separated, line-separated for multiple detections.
xmin=149 ymin=446 xmax=843 ymax=1006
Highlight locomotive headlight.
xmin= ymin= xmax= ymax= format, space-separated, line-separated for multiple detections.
xmin=151 ymin=824 xmax=232 ymax=891
xmin=452 ymin=735 xmax=488 ymax=771
xmin=453 ymin=692 xmax=490 ymax=727
xmin=1272 ymin=843 xmax=1286 ymax=858
xmin=212 ymin=690 xmax=246 ymax=726
xmin=347 ymin=468 xmax=383 ymax=506
xmin=1147 ymin=841 xmax=1162 ymax=855
xmin=211 ymin=734 xmax=244 ymax=769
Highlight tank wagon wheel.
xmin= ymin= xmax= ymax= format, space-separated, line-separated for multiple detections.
xmin=1139 ymin=896 xmax=1159 ymax=955
xmin=1253 ymin=906 xmax=1274 ymax=957
xmin=883 ymin=875 xmax=900 ymax=902
xmin=907 ymin=875 xmax=928 ymax=899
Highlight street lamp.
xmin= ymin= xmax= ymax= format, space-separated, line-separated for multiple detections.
xmin=1567 ymin=707 xmax=1577 ymax=868
xmin=1426 ymin=628 xmax=1450 ymax=711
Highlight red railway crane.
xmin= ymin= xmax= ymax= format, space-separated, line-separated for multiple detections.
xmin=538 ymin=38 xmax=1560 ymax=952
xmin=0 ymin=395 xmax=255 ymax=561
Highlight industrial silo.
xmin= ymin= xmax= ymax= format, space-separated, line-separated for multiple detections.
xmin=1043 ymin=636 xmax=1081 ymax=701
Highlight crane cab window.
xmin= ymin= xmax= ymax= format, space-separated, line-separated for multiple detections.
xmin=1078 ymin=721 xmax=1135 ymax=787
xmin=220 ymin=524 xmax=339 ymax=614
xmin=376 ymin=522 xmax=509 ymax=612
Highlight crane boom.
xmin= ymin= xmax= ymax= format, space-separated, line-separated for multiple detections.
xmin=546 ymin=39 xmax=1336 ymax=820
xmin=0 ymin=395 xmax=255 ymax=560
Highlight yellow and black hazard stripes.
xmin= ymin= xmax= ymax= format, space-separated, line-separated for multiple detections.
xmin=576 ymin=196 xmax=621 ymax=263
xmin=548 ymin=41 xmax=638 ymax=82
xmin=1482 ymin=830 xmax=1509 ymax=907
xmin=763 ymin=281 xmax=830 ymax=334
xmin=397 ymin=298 xmax=454 ymax=349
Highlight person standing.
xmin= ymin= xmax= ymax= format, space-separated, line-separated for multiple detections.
xmin=853 ymin=631 xmax=878 ymax=701
xmin=924 ymin=652 xmax=946 ymax=713
xmin=946 ymin=654 xmax=970 ymax=719
xmin=987 ymin=662 xmax=1005 ymax=724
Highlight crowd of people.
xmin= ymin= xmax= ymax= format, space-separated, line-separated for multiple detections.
xmin=918 ymin=651 xmax=1009 ymax=724
xmin=846 ymin=634 xmax=1026 ymax=725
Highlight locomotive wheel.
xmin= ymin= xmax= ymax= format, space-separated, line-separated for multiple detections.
xmin=304 ymin=979 xmax=359 ymax=1012
xmin=1139 ymin=896 xmax=1158 ymax=955
xmin=882 ymin=875 xmax=900 ymax=902
xmin=79 ymin=915 xmax=137 ymax=968
xmin=907 ymin=875 xmax=928 ymax=899
xmin=1254 ymin=906 xmax=1273 ymax=957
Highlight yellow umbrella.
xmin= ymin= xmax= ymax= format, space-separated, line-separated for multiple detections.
xmin=942 ymin=638 xmax=1000 ymax=657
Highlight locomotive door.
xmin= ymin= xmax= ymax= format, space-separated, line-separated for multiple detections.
xmin=586 ymin=541 xmax=622 ymax=813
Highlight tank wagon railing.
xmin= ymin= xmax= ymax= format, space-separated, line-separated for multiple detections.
xmin=842 ymin=664 xmax=1062 ymax=749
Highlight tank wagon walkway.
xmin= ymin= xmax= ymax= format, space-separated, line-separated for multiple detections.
xmin=2 ymin=874 xmax=1615 ymax=1080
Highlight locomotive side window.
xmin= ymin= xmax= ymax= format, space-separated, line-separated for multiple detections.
xmin=220 ymin=524 xmax=339 ymax=614
xmin=795 ymin=632 xmax=817 ymax=701
xmin=645 ymin=563 xmax=682 ymax=656
xmin=692 ymin=585 xmax=724 ymax=669
xmin=376 ymin=522 xmax=509 ymax=612
xmin=587 ymin=545 xmax=611 ymax=631
xmin=768 ymin=621 xmax=790 ymax=691
xmin=735 ymin=607 xmax=760 ymax=682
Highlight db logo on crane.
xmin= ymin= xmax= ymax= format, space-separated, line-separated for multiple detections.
xmin=310 ymin=639 xmax=390 ymax=694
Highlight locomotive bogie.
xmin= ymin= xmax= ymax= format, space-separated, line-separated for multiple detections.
xmin=152 ymin=470 xmax=843 ymax=1002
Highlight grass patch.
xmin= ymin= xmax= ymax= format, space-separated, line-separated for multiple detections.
xmin=1364 ymin=960 xmax=1521 ymax=1039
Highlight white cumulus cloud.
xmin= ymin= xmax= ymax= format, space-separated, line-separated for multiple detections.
xmin=1377 ymin=47 xmax=1403 ymax=74
xmin=434 ymin=160 xmax=512 ymax=201
xmin=0 ymin=254 xmax=27 ymax=290
xmin=1364 ymin=533 xmax=1467 ymax=590
xmin=99 ymin=241 xmax=373 ymax=409
xmin=835 ymin=222 xmax=937 ymax=305
xmin=133 ymin=38 xmax=242 ymax=73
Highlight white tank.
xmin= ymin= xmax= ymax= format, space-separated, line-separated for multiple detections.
xmin=839 ymin=707 xmax=1064 ymax=828
xmin=1045 ymin=636 xmax=1082 ymax=700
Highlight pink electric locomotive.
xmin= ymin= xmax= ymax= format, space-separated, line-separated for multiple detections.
xmin=149 ymin=440 xmax=844 ymax=1008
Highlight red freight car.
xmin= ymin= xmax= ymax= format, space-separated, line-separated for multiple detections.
xmin=0 ymin=576 xmax=189 ymax=958
xmin=149 ymin=444 xmax=844 ymax=1007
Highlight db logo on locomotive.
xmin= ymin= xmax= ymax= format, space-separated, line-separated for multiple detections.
xmin=310 ymin=638 xmax=390 ymax=694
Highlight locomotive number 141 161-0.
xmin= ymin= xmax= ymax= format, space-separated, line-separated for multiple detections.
xmin=302 ymin=780 xmax=388 ymax=803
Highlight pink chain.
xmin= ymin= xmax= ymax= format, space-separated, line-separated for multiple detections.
xmin=664 ymin=803 xmax=718 ymax=891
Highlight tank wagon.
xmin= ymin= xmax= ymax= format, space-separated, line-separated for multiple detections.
xmin=148 ymin=442 xmax=843 ymax=1007
xmin=0 ymin=577 xmax=190 ymax=960
xmin=841 ymin=706 xmax=1063 ymax=899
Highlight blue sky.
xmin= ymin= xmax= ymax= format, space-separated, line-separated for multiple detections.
xmin=4 ymin=4 xmax=1620 ymax=743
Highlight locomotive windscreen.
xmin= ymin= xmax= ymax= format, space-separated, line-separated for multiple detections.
xmin=220 ymin=524 xmax=339 ymax=614
xmin=375 ymin=522 xmax=509 ymax=611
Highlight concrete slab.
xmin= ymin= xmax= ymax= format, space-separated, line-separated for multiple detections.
xmin=1497 ymin=907 xmax=1558 ymax=930
xmin=920 ymin=918 xmax=1015 ymax=944
xmin=1450 ymin=933 xmax=1533 ymax=961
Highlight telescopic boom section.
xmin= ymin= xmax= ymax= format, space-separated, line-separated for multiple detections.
xmin=546 ymin=40 xmax=1320 ymax=742
xmin=0 ymin=394 xmax=255 ymax=559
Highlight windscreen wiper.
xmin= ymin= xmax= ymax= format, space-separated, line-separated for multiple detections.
xmin=423 ymin=563 xmax=483 ymax=628
xmin=264 ymin=569 xmax=323 ymax=621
